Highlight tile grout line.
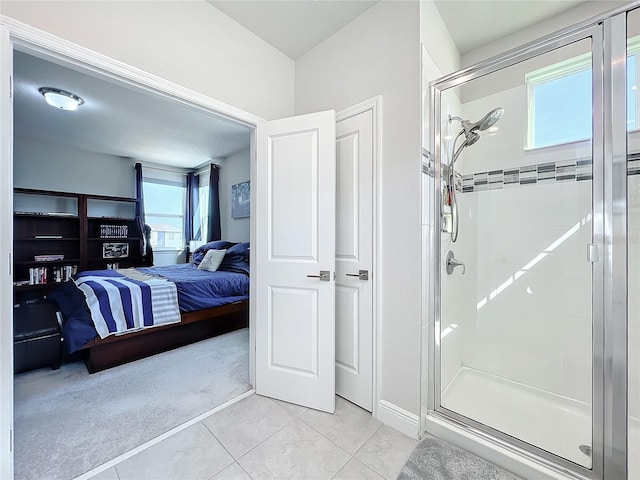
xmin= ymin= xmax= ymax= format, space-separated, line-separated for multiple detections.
xmin=350 ymin=424 xmax=393 ymax=480
xmin=228 ymin=397 xmax=301 ymax=466
xmin=74 ymin=389 xmax=256 ymax=480
xmin=201 ymin=421 xmax=241 ymax=479
xmin=296 ymin=406 xmax=386 ymax=479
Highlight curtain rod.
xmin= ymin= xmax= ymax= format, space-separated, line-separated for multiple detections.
xmin=138 ymin=162 xmax=220 ymax=176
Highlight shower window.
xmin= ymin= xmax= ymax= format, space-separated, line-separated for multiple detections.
xmin=526 ymin=55 xmax=592 ymax=148
xmin=526 ymin=36 xmax=640 ymax=148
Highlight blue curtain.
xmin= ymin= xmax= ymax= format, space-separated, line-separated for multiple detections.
xmin=134 ymin=163 xmax=150 ymax=262
xmin=185 ymin=172 xmax=200 ymax=244
xmin=208 ymin=164 xmax=222 ymax=241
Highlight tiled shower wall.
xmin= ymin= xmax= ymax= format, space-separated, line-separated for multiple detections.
xmin=456 ymin=180 xmax=593 ymax=403
xmin=444 ymin=131 xmax=639 ymax=418
xmin=439 ymin=82 xmax=596 ymax=406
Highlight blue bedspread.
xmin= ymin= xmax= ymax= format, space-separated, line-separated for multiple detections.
xmin=49 ymin=264 xmax=249 ymax=353
xmin=136 ymin=264 xmax=249 ymax=311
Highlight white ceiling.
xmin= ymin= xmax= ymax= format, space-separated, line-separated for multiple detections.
xmin=433 ymin=0 xmax=586 ymax=55
xmin=13 ymin=51 xmax=252 ymax=170
xmin=207 ymin=0 xmax=378 ymax=59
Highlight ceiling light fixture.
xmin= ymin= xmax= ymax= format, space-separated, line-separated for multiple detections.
xmin=38 ymin=87 xmax=84 ymax=111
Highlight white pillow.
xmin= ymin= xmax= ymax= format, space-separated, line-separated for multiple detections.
xmin=197 ymin=249 xmax=226 ymax=272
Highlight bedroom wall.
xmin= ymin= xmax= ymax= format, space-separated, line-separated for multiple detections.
xmin=295 ymin=0 xmax=425 ymax=431
xmin=13 ymin=136 xmax=135 ymax=197
xmin=0 ymin=0 xmax=295 ymax=121
xmin=219 ymin=148 xmax=250 ymax=243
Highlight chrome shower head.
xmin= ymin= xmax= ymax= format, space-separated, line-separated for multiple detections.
xmin=449 ymin=107 xmax=504 ymax=136
xmin=447 ymin=107 xmax=504 ymax=166
xmin=474 ymin=107 xmax=504 ymax=132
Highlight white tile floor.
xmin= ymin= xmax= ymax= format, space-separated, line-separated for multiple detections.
xmin=87 ymin=394 xmax=418 ymax=480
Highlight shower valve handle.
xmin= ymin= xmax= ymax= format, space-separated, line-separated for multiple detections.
xmin=445 ymin=251 xmax=466 ymax=275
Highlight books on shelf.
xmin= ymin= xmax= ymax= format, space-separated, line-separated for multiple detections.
xmin=26 ymin=265 xmax=77 ymax=285
xmin=15 ymin=211 xmax=76 ymax=217
xmin=34 ymin=254 xmax=64 ymax=262
xmin=100 ymin=224 xmax=128 ymax=239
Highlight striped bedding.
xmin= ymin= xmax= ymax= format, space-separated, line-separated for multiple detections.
xmin=74 ymin=268 xmax=181 ymax=339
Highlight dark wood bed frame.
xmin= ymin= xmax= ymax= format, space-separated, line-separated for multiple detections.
xmin=79 ymin=299 xmax=249 ymax=373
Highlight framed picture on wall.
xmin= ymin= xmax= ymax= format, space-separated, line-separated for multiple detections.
xmin=231 ymin=181 xmax=250 ymax=218
xmin=103 ymin=242 xmax=129 ymax=258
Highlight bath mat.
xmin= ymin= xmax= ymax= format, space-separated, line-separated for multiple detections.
xmin=397 ymin=434 xmax=522 ymax=480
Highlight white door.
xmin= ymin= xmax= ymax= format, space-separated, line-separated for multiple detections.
xmin=255 ymin=110 xmax=336 ymax=413
xmin=335 ymin=110 xmax=374 ymax=411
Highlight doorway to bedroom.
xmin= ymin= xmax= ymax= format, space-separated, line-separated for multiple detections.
xmin=10 ymin=48 xmax=255 ymax=480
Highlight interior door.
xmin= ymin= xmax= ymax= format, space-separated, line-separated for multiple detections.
xmin=255 ymin=110 xmax=336 ymax=413
xmin=335 ymin=110 xmax=374 ymax=411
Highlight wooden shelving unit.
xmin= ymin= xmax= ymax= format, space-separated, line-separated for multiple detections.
xmin=13 ymin=188 xmax=148 ymax=304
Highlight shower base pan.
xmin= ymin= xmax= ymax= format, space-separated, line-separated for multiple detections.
xmin=440 ymin=367 xmax=639 ymax=476
xmin=442 ymin=367 xmax=591 ymax=468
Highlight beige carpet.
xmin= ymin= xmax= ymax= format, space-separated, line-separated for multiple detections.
xmin=14 ymin=328 xmax=250 ymax=480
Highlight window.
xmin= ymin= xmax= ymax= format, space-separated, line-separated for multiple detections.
xmin=143 ymin=179 xmax=185 ymax=249
xmin=526 ymin=36 xmax=639 ymax=149
xmin=526 ymin=53 xmax=592 ymax=149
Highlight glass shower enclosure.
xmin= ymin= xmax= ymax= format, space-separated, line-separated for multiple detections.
xmin=424 ymin=6 xmax=639 ymax=479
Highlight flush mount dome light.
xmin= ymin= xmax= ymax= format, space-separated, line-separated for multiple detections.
xmin=38 ymin=87 xmax=84 ymax=111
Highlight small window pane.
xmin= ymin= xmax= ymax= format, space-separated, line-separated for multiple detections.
xmin=143 ymin=180 xmax=185 ymax=248
xmin=143 ymin=182 xmax=184 ymax=215
xmin=534 ymin=68 xmax=592 ymax=147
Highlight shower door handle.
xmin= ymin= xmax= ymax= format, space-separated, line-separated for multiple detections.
xmin=445 ymin=251 xmax=466 ymax=275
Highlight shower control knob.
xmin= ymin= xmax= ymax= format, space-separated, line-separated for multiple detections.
xmin=445 ymin=251 xmax=466 ymax=275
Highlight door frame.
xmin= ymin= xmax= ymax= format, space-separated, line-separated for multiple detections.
xmin=336 ymin=96 xmax=382 ymax=417
xmin=0 ymin=16 xmax=385 ymax=476
xmin=0 ymin=15 xmax=265 ymax=477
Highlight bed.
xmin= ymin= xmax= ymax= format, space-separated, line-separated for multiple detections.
xmin=49 ymin=241 xmax=250 ymax=373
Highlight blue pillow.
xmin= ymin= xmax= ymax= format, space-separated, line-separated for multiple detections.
xmin=218 ymin=242 xmax=250 ymax=275
xmin=226 ymin=242 xmax=250 ymax=259
xmin=192 ymin=240 xmax=236 ymax=265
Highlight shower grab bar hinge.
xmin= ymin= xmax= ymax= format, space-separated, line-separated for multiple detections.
xmin=587 ymin=244 xmax=599 ymax=263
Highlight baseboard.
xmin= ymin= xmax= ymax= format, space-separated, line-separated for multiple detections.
xmin=376 ymin=400 xmax=420 ymax=439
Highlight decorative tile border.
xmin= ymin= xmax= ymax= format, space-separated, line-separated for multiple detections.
xmin=422 ymin=148 xmax=435 ymax=177
xmin=423 ymin=152 xmax=640 ymax=190
xmin=459 ymin=157 xmax=593 ymax=193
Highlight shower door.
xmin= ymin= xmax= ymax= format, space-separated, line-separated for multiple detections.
xmin=429 ymin=22 xmax=610 ymax=477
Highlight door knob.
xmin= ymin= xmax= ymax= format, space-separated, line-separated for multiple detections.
xmin=345 ymin=270 xmax=369 ymax=280
xmin=307 ymin=270 xmax=330 ymax=281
